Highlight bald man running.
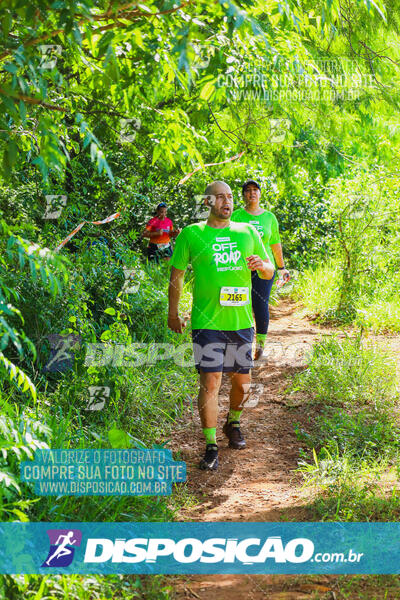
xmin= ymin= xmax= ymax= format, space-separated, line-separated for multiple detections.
xmin=167 ymin=181 xmax=274 ymax=470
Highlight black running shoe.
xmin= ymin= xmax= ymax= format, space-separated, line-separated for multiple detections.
xmin=223 ymin=420 xmax=246 ymax=449
xmin=199 ymin=444 xmax=219 ymax=470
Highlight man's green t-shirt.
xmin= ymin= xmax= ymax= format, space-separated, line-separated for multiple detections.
xmin=170 ymin=221 xmax=268 ymax=331
xmin=231 ymin=208 xmax=280 ymax=265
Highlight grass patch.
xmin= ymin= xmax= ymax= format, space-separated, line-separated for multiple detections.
xmin=357 ymin=299 xmax=400 ymax=333
xmin=330 ymin=575 xmax=400 ymax=599
xmin=280 ymin=575 xmax=400 ymax=600
xmin=290 ymin=334 xmax=398 ymax=410
xmin=288 ymin=335 xmax=400 ymax=521
xmin=294 ymin=261 xmax=400 ymax=333
xmin=309 ymin=478 xmax=400 ymax=521
xmin=294 ymin=260 xmax=341 ymax=319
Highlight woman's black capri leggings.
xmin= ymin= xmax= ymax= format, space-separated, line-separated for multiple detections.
xmin=251 ymin=270 xmax=276 ymax=335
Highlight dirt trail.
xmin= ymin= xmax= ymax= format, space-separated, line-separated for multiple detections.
xmin=173 ymin=574 xmax=339 ymax=600
xmin=170 ymin=298 xmax=400 ymax=599
xmin=173 ymin=298 xmax=330 ymax=524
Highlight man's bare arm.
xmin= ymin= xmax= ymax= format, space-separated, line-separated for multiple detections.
xmin=168 ymin=267 xmax=186 ymax=333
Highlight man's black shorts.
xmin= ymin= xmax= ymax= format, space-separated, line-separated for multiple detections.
xmin=191 ymin=328 xmax=254 ymax=374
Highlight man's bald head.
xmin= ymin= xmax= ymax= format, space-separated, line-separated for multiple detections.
xmin=203 ymin=180 xmax=233 ymax=221
xmin=204 ymin=180 xmax=231 ymax=197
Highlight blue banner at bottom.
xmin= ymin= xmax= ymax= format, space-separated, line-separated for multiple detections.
xmin=0 ymin=522 xmax=399 ymax=574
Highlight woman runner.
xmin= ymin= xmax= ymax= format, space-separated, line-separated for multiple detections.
xmin=142 ymin=202 xmax=180 ymax=263
xmin=231 ymin=180 xmax=289 ymax=359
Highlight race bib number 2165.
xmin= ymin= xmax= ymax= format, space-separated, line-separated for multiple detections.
xmin=219 ymin=286 xmax=249 ymax=307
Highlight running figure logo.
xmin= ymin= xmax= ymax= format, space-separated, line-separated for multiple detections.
xmin=42 ymin=529 xmax=82 ymax=567
xmin=43 ymin=334 xmax=81 ymax=373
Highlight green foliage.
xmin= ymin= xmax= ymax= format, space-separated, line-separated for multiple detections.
xmin=262 ymin=168 xmax=336 ymax=269
xmin=0 ymin=573 xmax=173 ymax=600
xmin=0 ymin=0 xmax=319 ymax=179
xmin=0 ymin=219 xmax=69 ymax=399
xmin=0 ymin=0 xmax=392 ymax=189
xmin=0 ymin=227 xmax=197 ymax=524
xmin=328 ymin=170 xmax=400 ymax=321
xmin=0 ymin=1 xmax=399 ymax=596
xmin=294 ymin=167 xmax=400 ymax=330
xmin=0 ymin=407 xmax=52 ymax=521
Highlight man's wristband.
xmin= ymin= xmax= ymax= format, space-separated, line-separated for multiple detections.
xmin=277 ymin=266 xmax=286 ymax=270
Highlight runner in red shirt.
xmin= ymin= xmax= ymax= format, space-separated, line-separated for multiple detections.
xmin=142 ymin=203 xmax=180 ymax=262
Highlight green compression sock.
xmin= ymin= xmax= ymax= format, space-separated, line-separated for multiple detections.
xmin=228 ymin=409 xmax=242 ymax=424
xmin=203 ymin=427 xmax=217 ymax=445
xmin=256 ymin=333 xmax=267 ymax=346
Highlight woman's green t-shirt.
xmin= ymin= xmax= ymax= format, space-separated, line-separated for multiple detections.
xmin=231 ymin=208 xmax=281 ymax=265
